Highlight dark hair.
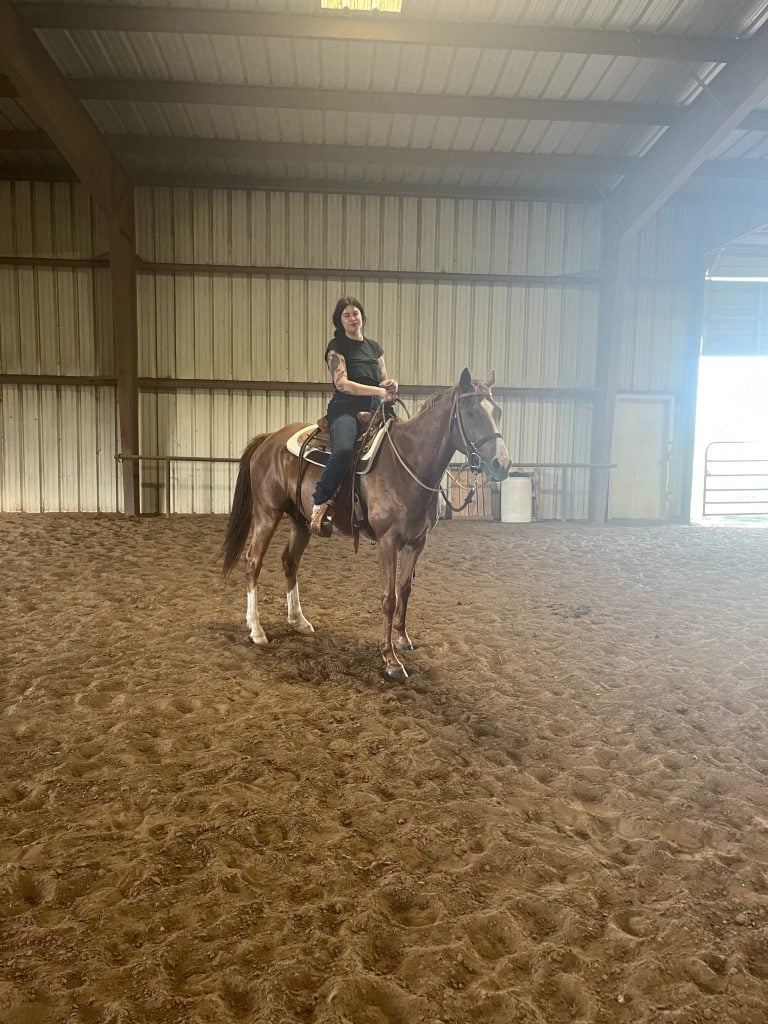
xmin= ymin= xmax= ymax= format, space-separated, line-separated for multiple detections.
xmin=332 ymin=297 xmax=366 ymax=338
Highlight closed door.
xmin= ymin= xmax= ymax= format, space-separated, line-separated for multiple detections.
xmin=609 ymin=397 xmax=672 ymax=520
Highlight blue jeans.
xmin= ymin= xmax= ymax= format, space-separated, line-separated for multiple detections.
xmin=313 ymin=413 xmax=359 ymax=505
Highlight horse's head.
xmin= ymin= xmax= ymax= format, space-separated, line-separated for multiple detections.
xmin=453 ymin=368 xmax=511 ymax=481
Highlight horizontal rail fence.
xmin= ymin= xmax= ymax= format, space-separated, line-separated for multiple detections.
xmin=117 ymin=454 xmax=612 ymax=521
xmin=444 ymin=462 xmax=614 ymax=522
xmin=117 ymin=454 xmax=240 ymax=515
xmin=703 ymin=441 xmax=768 ymax=518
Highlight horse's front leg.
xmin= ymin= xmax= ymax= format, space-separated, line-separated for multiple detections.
xmin=393 ymin=537 xmax=426 ymax=652
xmin=378 ymin=535 xmax=408 ymax=680
xmin=282 ymin=518 xmax=314 ymax=635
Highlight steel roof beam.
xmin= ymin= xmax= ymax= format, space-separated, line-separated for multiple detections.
xmin=0 ymin=0 xmax=131 ymax=227
xmin=21 ymin=4 xmax=742 ymax=63
xmin=5 ymin=74 xmax=768 ymax=132
xmin=63 ymin=80 xmax=692 ymax=128
xmin=0 ymin=131 xmax=639 ymax=177
xmin=0 ymin=164 xmax=603 ymax=202
xmin=609 ymin=24 xmax=768 ymax=240
xmin=2 ymin=129 xmax=767 ymax=184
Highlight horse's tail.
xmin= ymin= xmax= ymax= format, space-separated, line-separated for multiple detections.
xmin=219 ymin=435 xmax=268 ymax=576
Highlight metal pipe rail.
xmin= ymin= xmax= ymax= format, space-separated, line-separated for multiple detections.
xmin=703 ymin=441 xmax=768 ymax=518
xmin=117 ymin=453 xmax=615 ymax=520
xmin=116 ymin=453 xmax=240 ymax=515
xmin=444 ymin=461 xmax=616 ymax=522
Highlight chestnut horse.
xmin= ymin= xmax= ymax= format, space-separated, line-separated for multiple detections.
xmin=220 ymin=368 xmax=511 ymax=679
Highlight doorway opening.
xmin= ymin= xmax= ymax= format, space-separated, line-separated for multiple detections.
xmin=690 ymin=355 xmax=768 ymax=525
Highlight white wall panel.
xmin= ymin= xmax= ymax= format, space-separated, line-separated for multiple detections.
xmin=0 ymin=180 xmax=109 ymax=258
xmin=0 ymin=384 xmax=118 ymax=512
xmin=138 ymin=388 xmax=328 ymax=514
xmin=0 ymin=267 xmax=112 ymax=376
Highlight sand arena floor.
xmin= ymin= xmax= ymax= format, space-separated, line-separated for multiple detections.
xmin=1 ymin=513 xmax=768 ymax=1024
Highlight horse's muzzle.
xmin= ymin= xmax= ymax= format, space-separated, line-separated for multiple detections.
xmin=487 ymin=456 xmax=512 ymax=482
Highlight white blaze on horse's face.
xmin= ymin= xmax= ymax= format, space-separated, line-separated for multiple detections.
xmin=479 ymin=397 xmax=511 ymax=479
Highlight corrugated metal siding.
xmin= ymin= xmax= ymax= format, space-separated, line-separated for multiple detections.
xmin=2 ymin=178 xmax=703 ymax=519
xmin=703 ymin=282 xmax=768 ymax=355
xmin=0 ymin=383 xmax=119 ymax=512
xmin=0 ymin=182 xmax=117 ymax=512
xmin=135 ymin=188 xmax=602 ymax=389
xmin=619 ymin=205 xmax=701 ymax=392
xmin=132 ymin=186 xmax=603 ymax=512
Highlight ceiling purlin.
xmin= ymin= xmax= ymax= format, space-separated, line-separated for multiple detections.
xmin=21 ymin=4 xmax=744 ymax=63
xmin=2 ymin=76 xmax=767 ymax=133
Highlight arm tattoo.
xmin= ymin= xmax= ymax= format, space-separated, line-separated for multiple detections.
xmin=328 ymin=351 xmax=347 ymax=389
xmin=378 ymin=356 xmax=388 ymax=380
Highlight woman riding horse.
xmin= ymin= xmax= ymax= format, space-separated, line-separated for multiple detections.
xmin=310 ymin=297 xmax=398 ymax=536
xmin=221 ymin=366 xmax=511 ymax=680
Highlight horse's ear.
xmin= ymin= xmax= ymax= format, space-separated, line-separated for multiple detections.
xmin=459 ymin=367 xmax=472 ymax=392
xmin=485 ymin=370 xmax=496 ymax=389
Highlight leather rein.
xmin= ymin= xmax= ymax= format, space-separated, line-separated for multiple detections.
xmin=386 ymin=387 xmax=502 ymax=512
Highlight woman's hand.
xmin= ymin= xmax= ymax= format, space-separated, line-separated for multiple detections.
xmin=380 ymin=378 xmax=399 ymax=401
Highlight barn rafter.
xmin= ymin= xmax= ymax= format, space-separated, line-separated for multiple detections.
xmin=609 ymin=22 xmax=768 ymax=240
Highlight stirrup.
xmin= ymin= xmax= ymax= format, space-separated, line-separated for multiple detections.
xmin=310 ymin=501 xmax=333 ymax=538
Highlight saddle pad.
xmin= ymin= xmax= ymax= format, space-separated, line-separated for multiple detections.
xmin=286 ymin=420 xmax=391 ymax=474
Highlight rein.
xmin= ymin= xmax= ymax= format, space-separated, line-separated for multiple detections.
xmin=385 ymin=387 xmax=501 ymax=512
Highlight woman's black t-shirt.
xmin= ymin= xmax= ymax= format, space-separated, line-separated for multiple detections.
xmin=325 ymin=334 xmax=383 ymax=418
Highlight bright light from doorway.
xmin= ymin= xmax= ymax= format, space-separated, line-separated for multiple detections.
xmin=691 ymin=355 xmax=768 ymax=525
xmin=321 ymin=0 xmax=402 ymax=11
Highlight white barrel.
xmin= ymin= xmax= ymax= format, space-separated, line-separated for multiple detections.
xmin=500 ymin=474 xmax=533 ymax=523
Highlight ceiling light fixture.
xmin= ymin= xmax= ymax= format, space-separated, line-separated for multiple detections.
xmin=321 ymin=0 xmax=403 ymax=12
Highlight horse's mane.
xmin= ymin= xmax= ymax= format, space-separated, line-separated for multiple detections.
xmin=418 ymin=387 xmax=453 ymax=412
xmin=417 ymin=379 xmax=490 ymax=413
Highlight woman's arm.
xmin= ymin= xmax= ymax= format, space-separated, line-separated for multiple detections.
xmin=327 ymin=350 xmax=387 ymax=398
xmin=377 ymin=355 xmax=398 ymax=399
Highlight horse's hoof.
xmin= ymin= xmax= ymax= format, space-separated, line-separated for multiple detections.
xmin=249 ymin=633 xmax=269 ymax=646
xmin=394 ymin=642 xmax=415 ymax=652
xmin=384 ymin=664 xmax=409 ymax=681
xmin=289 ymin=620 xmax=315 ymax=635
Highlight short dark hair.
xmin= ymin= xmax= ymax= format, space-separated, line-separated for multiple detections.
xmin=332 ymin=297 xmax=366 ymax=332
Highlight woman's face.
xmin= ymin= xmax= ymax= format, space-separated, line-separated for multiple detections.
xmin=341 ymin=304 xmax=363 ymax=337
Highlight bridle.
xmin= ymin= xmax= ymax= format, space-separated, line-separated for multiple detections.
xmin=385 ymin=385 xmax=503 ymax=511
xmin=450 ymin=389 xmax=503 ymax=474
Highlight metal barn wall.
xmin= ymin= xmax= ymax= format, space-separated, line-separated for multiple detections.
xmin=2 ymin=180 xmax=705 ymax=520
xmin=618 ymin=205 xmax=703 ymax=519
xmin=135 ymin=186 xmax=603 ymax=516
xmin=0 ymin=181 xmax=118 ymax=512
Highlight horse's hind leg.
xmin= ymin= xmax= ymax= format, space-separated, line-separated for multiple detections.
xmin=245 ymin=512 xmax=282 ymax=645
xmin=282 ymin=518 xmax=314 ymax=635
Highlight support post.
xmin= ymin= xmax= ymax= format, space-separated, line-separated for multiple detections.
xmin=677 ymin=255 xmax=709 ymax=523
xmin=110 ymin=191 xmax=140 ymax=515
xmin=588 ymin=217 xmax=630 ymax=523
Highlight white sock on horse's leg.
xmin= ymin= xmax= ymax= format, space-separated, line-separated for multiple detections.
xmin=287 ymin=583 xmax=314 ymax=634
xmin=246 ymin=586 xmax=268 ymax=644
